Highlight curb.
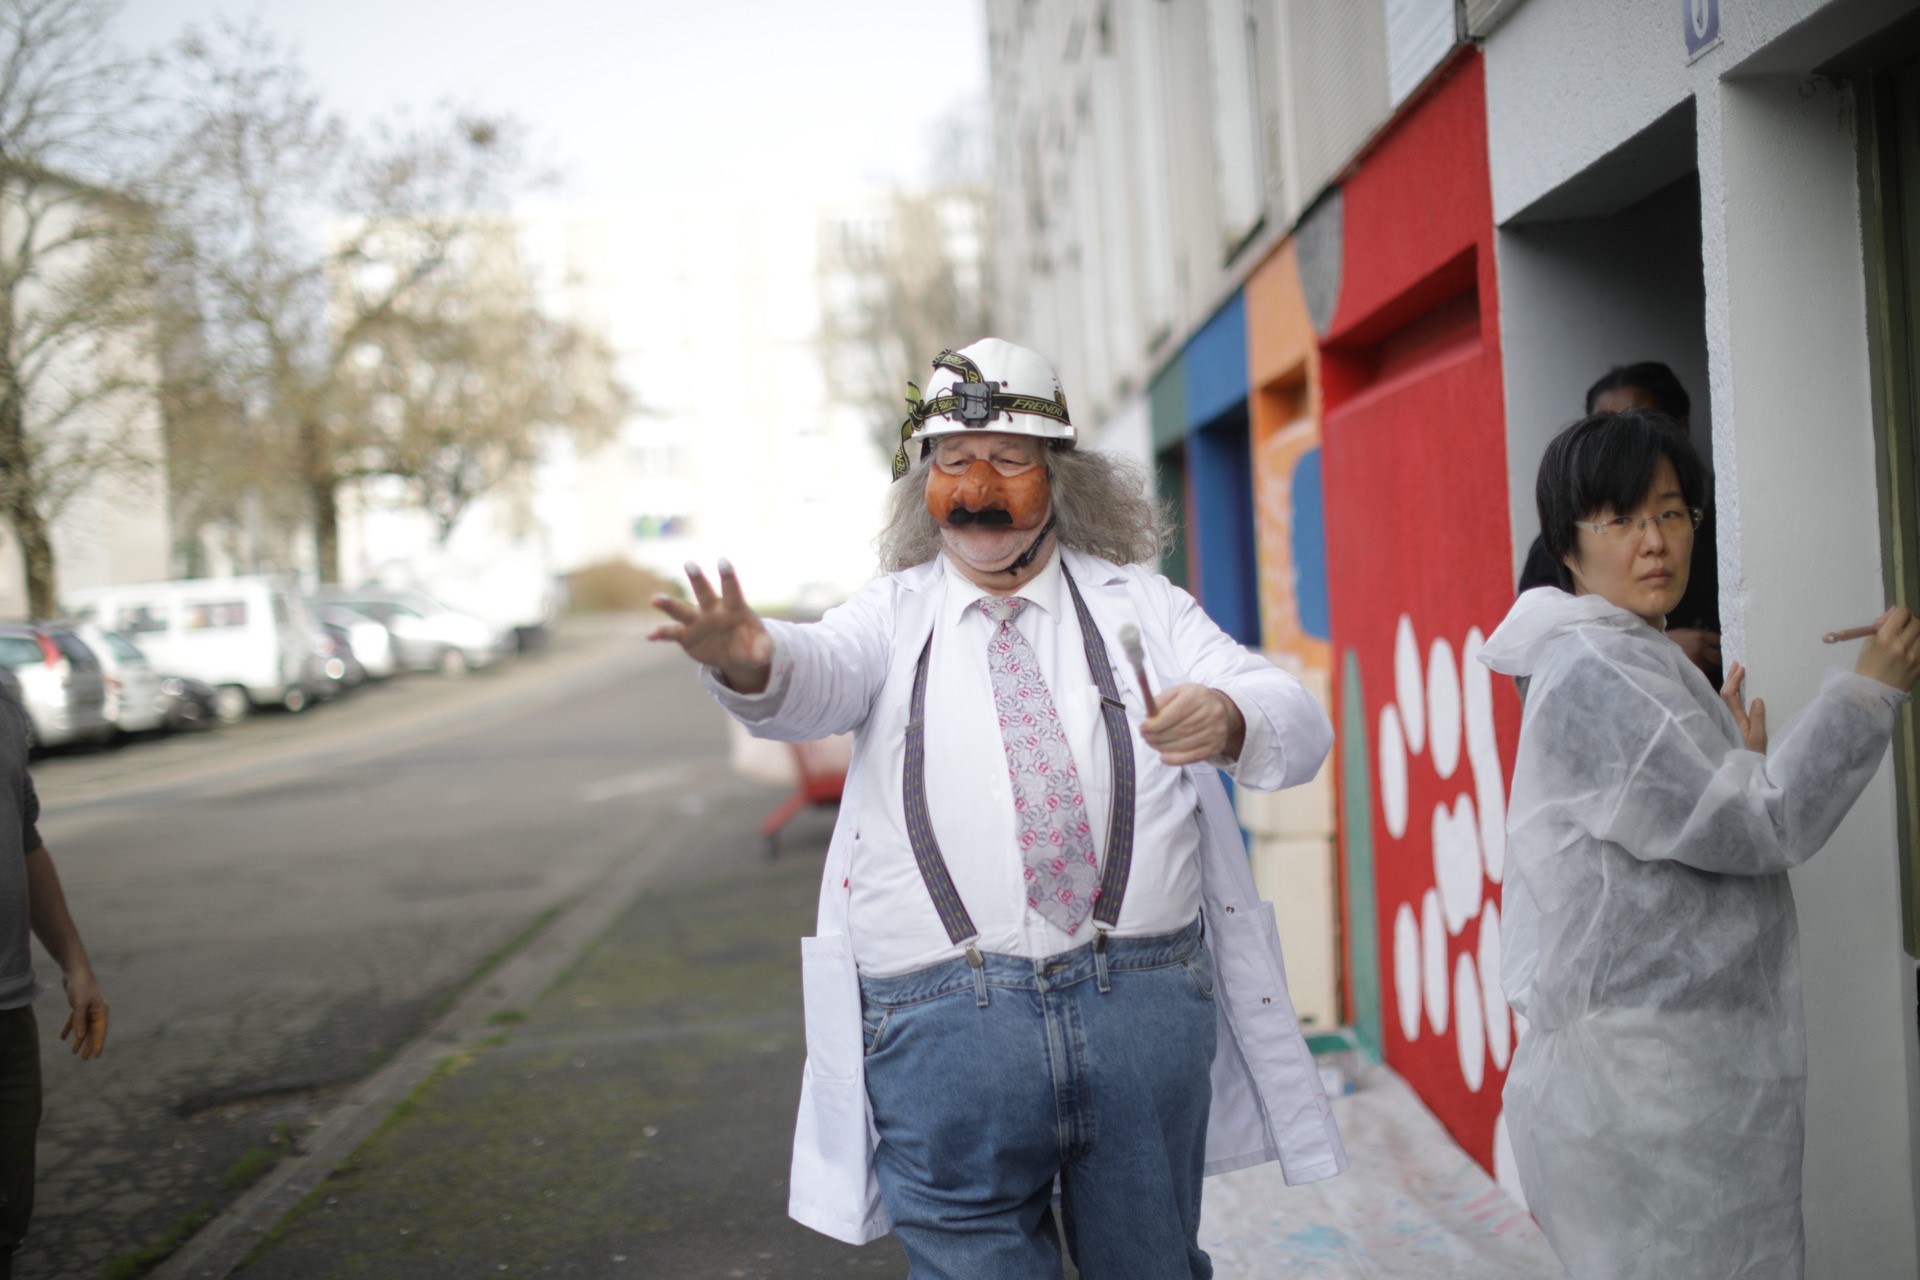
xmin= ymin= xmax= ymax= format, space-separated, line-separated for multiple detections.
xmin=149 ymin=807 xmax=701 ymax=1280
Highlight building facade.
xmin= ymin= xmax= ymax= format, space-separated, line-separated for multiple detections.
xmin=0 ymin=172 xmax=170 ymax=620
xmin=988 ymin=1 xmax=1920 ymax=1271
xmin=333 ymin=190 xmax=958 ymax=615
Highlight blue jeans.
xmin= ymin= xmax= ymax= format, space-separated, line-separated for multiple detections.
xmin=859 ymin=917 xmax=1217 ymax=1280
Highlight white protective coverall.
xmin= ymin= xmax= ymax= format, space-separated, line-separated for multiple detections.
xmin=1477 ymin=587 xmax=1907 ymax=1280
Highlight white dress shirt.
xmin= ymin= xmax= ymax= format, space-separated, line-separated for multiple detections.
xmin=714 ymin=548 xmax=1276 ymax=977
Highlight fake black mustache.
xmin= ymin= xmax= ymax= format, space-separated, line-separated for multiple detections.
xmin=945 ymin=506 xmax=1014 ymax=527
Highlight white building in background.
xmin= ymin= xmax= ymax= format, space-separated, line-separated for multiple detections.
xmin=336 ymin=193 xmax=907 ymax=614
xmin=0 ymin=173 xmax=169 ymax=621
xmin=332 ymin=211 xmax=602 ymax=631
xmin=577 ymin=194 xmax=892 ymax=607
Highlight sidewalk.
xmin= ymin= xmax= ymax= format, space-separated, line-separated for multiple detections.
xmin=1202 ymin=1065 xmax=1560 ymax=1279
xmin=223 ymin=800 xmax=900 ymax=1280
xmin=216 ymin=796 xmax=1558 ymax=1280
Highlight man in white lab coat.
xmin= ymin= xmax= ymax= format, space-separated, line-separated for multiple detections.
xmin=650 ymin=339 xmax=1344 ymax=1279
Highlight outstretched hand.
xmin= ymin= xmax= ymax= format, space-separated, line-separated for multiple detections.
xmin=1721 ymin=661 xmax=1767 ymax=754
xmin=648 ymin=560 xmax=774 ymax=693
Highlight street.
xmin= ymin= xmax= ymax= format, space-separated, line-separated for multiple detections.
xmin=16 ymin=617 xmax=855 ymax=1279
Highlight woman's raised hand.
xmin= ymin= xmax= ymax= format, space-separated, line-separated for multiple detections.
xmin=1721 ymin=661 xmax=1768 ymax=754
xmin=648 ymin=560 xmax=774 ymax=694
xmin=1856 ymin=606 xmax=1920 ymax=694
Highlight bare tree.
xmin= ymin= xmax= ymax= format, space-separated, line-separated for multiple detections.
xmin=0 ymin=0 xmax=163 ymax=617
xmin=151 ymin=273 xmax=294 ymax=577
xmin=818 ymin=103 xmax=995 ymax=461
xmin=819 ymin=183 xmax=995 ymax=460
xmin=338 ymin=218 xmax=626 ymax=544
xmin=151 ymin=21 xmax=533 ymax=582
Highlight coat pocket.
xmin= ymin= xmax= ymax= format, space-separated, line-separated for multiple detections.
xmin=1211 ymin=900 xmax=1346 ymax=1183
xmin=790 ymin=1059 xmax=890 ymax=1243
xmin=799 ymin=934 xmax=863 ymax=1085
xmin=1213 ymin=901 xmax=1301 ymax=1053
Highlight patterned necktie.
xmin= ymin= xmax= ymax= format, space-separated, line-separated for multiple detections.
xmin=979 ymin=596 xmax=1100 ymax=934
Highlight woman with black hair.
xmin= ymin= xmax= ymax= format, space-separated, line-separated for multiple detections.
xmin=1477 ymin=410 xmax=1920 ymax=1279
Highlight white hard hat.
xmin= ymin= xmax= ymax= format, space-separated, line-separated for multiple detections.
xmin=892 ymin=338 xmax=1074 ymax=479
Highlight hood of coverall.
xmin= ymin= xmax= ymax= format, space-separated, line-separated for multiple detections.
xmin=1478 ymin=587 xmax=1658 ymax=678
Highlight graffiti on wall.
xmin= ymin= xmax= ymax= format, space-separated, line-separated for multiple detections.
xmin=1254 ymin=418 xmax=1330 ymax=675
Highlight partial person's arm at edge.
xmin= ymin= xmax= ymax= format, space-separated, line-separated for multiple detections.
xmin=1563 ymin=645 xmax=1909 ymax=875
xmin=25 ymin=844 xmax=107 ymax=1059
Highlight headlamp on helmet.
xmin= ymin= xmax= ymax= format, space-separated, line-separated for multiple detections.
xmin=893 ymin=338 xmax=1074 ymax=480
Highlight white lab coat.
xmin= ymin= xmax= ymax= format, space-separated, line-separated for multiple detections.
xmin=1478 ymin=588 xmax=1907 ymax=1279
xmin=704 ymin=547 xmax=1348 ymax=1245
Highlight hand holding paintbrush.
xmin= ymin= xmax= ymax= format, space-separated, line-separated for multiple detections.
xmin=1118 ymin=624 xmax=1247 ymax=764
xmin=1118 ymin=624 xmax=1158 ymax=717
xmin=1820 ymin=607 xmax=1920 ymax=694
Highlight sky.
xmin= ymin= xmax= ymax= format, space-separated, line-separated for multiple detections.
xmin=110 ymin=0 xmax=991 ymax=206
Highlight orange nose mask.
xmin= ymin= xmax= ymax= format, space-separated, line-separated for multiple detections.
xmin=926 ymin=460 xmax=1051 ymax=530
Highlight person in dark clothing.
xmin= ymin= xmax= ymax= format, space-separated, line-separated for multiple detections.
xmin=0 ymin=686 xmax=107 ymax=1278
xmin=1518 ymin=361 xmax=1721 ymax=687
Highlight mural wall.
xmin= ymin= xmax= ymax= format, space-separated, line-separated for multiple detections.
xmin=1246 ymin=242 xmax=1331 ymax=678
xmin=1241 ymin=242 xmax=1338 ymax=1029
xmin=1315 ymin=51 xmax=1525 ymax=1180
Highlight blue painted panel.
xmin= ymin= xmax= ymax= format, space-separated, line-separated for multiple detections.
xmin=1291 ymin=447 xmax=1330 ymax=640
xmin=1183 ymin=294 xmax=1248 ymax=432
xmin=1149 ymin=361 xmax=1187 ymax=452
xmin=1188 ymin=407 xmax=1259 ymax=645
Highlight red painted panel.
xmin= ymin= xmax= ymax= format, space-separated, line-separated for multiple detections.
xmin=1320 ymin=51 xmax=1525 ymax=1176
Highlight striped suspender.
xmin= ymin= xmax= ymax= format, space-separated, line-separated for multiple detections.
xmin=1066 ymin=569 xmax=1138 ymax=929
xmin=903 ymin=635 xmax=976 ymax=943
xmin=901 ymin=563 xmax=1139 ymax=945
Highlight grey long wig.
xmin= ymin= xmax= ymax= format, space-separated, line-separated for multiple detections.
xmin=875 ymin=445 xmax=1168 ymax=573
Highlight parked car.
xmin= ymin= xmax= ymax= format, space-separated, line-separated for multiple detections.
xmin=310 ymin=589 xmax=507 ymax=676
xmin=72 ymin=624 xmax=168 ymax=736
xmin=158 ymin=675 xmax=220 ymax=732
xmin=311 ymin=620 xmax=366 ymax=700
xmin=65 ymin=577 xmax=318 ymax=722
xmin=310 ymin=604 xmax=397 ymax=680
xmin=0 ymin=624 xmax=111 ymax=749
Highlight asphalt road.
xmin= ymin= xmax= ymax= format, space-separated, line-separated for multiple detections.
xmin=14 ymin=617 xmax=767 ymax=1280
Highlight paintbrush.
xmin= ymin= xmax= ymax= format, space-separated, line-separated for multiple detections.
xmin=1118 ymin=624 xmax=1158 ymax=717
xmin=1824 ymin=625 xmax=1878 ymax=644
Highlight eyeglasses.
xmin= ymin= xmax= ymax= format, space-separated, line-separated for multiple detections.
xmin=932 ymin=447 xmax=1042 ymax=478
xmin=1574 ymin=508 xmax=1703 ymax=540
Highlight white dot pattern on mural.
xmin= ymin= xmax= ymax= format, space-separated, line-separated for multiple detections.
xmin=1428 ymin=637 xmax=1462 ymax=780
xmin=1379 ymin=702 xmax=1409 ymax=839
xmin=1379 ymin=612 xmax=1517 ymax=1116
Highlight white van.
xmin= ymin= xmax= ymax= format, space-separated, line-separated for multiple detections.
xmin=64 ymin=577 xmax=317 ymax=721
